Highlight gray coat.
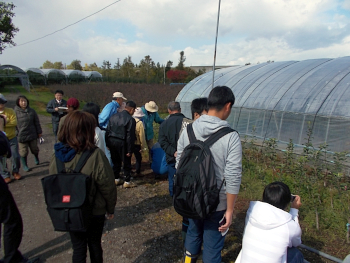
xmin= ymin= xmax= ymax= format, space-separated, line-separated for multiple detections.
xmin=14 ymin=105 xmax=42 ymax=143
xmin=176 ymin=114 xmax=242 ymax=211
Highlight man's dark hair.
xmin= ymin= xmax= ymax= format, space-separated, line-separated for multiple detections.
xmin=16 ymin=95 xmax=29 ymax=107
xmin=55 ymin=90 xmax=64 ymax=95
xmin=126 ymin=101 xmax=136 ymax=109
xmin=168 ymin=101 xmax=180 ymax=112
xmin=262 ymin=181 xmax=291 ymax=210
xmin=82 ymin=102 xmax=100 ymax=126
xmin=191 ymin=97 xmax=208 ymax=119
xmin=207 ymin=86 xmax=235 ymax=111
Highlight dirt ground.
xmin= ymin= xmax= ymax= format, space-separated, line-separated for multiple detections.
xmin=0 ymin=91 xmax=346 ymax=263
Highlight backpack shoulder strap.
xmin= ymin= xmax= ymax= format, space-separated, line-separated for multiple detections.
xmin=205 ymin=127 xmax=235 ymax=147
xmin=56 ymin=157 xmax=66 ymax=173
xmin=73 ymin=148 xmax=96 ymax=173
xmin=186 ymin=123 xmax=196 ymax=143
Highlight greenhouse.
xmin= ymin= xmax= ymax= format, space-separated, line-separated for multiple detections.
xmin=82 ymin=71 xmax=103 ymax=82
xmin=176 ymin=56 xmax=350 ymax=153
xmin=22 ymin=68 xmax=46 ymax=85
xmin=41 ymin=69 xmax=66 ymax=84
xmin=62 ymin=70 xmax=86 ymax=83
xmin=0 ymin=65 xmax=30 ymax=91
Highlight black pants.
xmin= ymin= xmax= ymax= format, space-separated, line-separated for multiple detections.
xmin=133 ymin=145 xmax=142 ymax=173
xmin=0 ymin=176 xmax=24 ymax=263
xmin=69 ymin=215 xmax=105 ymax=263
xmin=108 ymin=138 xmax=132 ymax=182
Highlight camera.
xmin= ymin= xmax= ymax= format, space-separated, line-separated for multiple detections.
xmin=290 ymin=195 xmax=296 ymax=203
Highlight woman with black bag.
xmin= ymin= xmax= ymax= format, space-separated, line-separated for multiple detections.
xmin=48 ymin=111 xmax=116 ymax=263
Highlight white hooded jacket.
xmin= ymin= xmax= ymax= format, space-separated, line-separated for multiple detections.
xmin=236 ymin=201 xmax=302 ymax=263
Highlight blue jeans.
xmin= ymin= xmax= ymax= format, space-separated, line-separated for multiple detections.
xmin=167 ymin=162 xmax=176 ymax=197
xmin=287 ymin=247 xmax=304 ymax=263
xmin=0 ymin=137 xmax=20 ymax=179
xmin=185 ymin=210 xmax=226 ymax=263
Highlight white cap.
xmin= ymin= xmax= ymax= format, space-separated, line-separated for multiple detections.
xmin=113 ymin=92 xmax=127 ymax=100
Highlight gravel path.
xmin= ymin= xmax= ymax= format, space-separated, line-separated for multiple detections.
xmin=0 ymin=90 xmax=246 ymax=263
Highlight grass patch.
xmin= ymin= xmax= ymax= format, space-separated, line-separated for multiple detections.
xmin=1 ymin=85 xmax=88 ymax=115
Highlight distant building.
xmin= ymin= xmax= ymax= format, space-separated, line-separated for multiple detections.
xmin=189 ymin=65 xmax=237 ymax=73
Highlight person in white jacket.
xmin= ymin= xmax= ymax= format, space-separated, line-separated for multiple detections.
xmin=236 ymin=181 xmax=304 ymax=263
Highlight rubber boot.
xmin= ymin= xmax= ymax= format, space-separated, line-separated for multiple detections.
xmin=20 ymin=156 xmax=31 ymax=172
xmin=34 ymin=154 xmax=40 ymax=165
xmin=183 ymin=251 xmax=198 ymax=263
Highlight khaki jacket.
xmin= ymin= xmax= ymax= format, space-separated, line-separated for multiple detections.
xmin=49 ymin=148 xmax=117 ymax=215
xmin=134 ymin=117 xmax=147 ymax=150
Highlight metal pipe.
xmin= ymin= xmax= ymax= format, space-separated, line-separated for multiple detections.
xmin=299 ymin=244 xmax=342 ymax=263
xmin=211 ymin=0 xmax=221 ymax=89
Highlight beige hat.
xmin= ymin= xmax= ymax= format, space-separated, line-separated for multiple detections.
xmin=133 ymin=107 xmax=145 ymax=118
xmin=145 ymin=101 xmax=159 ymax=112
xmin=113 ymin=92 xmax=127 ymax=100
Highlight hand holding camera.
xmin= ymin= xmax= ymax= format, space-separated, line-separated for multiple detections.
xmin=291 ymin=195 xmax=302 ymax=209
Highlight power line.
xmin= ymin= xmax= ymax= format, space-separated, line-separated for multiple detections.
xmin=13 ymin=0 xmax=122 ymax=47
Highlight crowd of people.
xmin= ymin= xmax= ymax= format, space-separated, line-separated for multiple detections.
xmin=0 ymin=87 xmax=306 ymax=263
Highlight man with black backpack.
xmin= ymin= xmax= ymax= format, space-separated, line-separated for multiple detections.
xmin=175 ymin=86 xmax=242 ymax=263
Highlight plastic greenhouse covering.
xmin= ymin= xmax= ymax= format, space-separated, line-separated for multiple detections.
xmin=22 ymin=68 xmax=46 ymax=85
xmin=41 ymin=69 xmax=66 ymax=84
xmin=82 ymin=71 xmax=102 ymax=81
xmin=62 ymin=70 xmax=86 ymax=83
xmin=0 ymin=65 xmax=30 ymax=91
xmin=176 ymin=56 xmax=350 ymax=153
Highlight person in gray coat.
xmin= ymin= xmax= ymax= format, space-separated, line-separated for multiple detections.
xmin=14 ymin=95 xmax=42 ymax=172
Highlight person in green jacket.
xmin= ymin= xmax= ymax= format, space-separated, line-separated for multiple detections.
xmin=141 ymin=101 xmax=164 ymax=163
xmin=49 ymin=111 xmax=116 ymax=263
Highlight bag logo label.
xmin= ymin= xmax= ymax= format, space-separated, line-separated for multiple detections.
xmin=62 ymin=195 xmax=71 ymax=203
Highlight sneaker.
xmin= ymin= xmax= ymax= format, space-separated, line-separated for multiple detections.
xmin=4 ymin=177 xmax=12 ymax=184
xmin=13 ymin=173 xmax=22 ymax=180
xmin=115 ymin=179 xmax=124 ymax=186
xmin=123 ymin=181 xmax=137 ymax=188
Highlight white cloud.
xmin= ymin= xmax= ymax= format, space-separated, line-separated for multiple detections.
xmin=1 ymin=0 xmax=349 ymax=68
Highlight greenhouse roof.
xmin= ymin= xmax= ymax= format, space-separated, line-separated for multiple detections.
xmin=82 ymin=71 xmax=102 ymax=78
xmin=0 ymin=64 xmax=27 ymax=76
xmin=61 ymin=70 xmax=85 ymax=77
xmin=177 ymin=56 xmax=350 ymax=119
xmin=22 ymin=68 xmax=45 ymax=76
xmin=40 ymin=69 xmax=65 ymax=77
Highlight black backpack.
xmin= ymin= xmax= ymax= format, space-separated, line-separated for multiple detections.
xmin=41 ymin=149 xmax=95 ymax=232
xmin=173 ymin=124 xmax=234 ymax=219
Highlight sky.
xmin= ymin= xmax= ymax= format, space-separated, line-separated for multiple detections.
xmin=1 ymin=0 xmax=350 ymax=69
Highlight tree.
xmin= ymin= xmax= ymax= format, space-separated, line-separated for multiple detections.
xmin=139 ymin=55 xmax=154 ymax=83
xmin=167 ymin=70 xmax=188 ymax=83
xmin=176 ymin=51 xmax=186 ymax=70
xmin=53 ymin=61 xmax=63 ymax=69
xmin=67 ymin=59 xmax=82 ymax=70
xmin=42 ymin=60 xmax=54 ymax=69
xmin=165 ymin=60 xmax=173 ymax=72
xmin=120 ymin=56 xmax=135 ymax=79
xmin=0 ymin=2 xmax=19 ymax=54
xmin=114 ymin=58 xmax=121 ymax=70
